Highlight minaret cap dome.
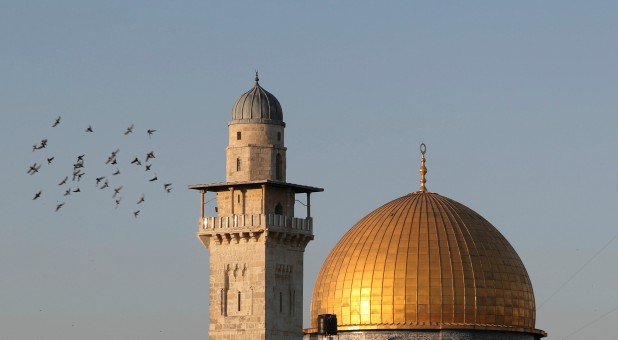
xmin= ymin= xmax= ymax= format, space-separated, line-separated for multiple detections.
xmin=309 ymin=191 xmax=545 ymax=337
xmin=231 ymin=76 xmax=284 ymax=125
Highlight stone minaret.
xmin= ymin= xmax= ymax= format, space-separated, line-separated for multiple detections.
xmin=190 ymin=74 xmax=323 ymax=339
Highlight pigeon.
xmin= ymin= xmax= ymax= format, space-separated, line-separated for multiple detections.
xmin=58 ymin=176 xmax=68 ymax=186
xmin=95 ymin=176 xmax=106 ymax=187
xmin=115 ymin=197 xmax=122 ymax=209
xmin=112 ymin=168 xmax=120 ymax=176
xmin=145 ymin=151 xmax=155 ymax=161
xmin=77 ymin=155 xmax=84 ymax=162
xmin=85 ymin=125 xmax=93 ymax=132
xmin=145 ymin=164 xmax=152 ymax=171
xmin=166 ymin=187 xmax=172 ymax=194
xmin=52 ymin=116 xmax=61 ymax=127
xmin=55 ymin=202 xmax=65 ymax=212
xmin=77 ymin=172 xmax=85 ymax=181
xmin=64 ymin=188 xmax=71 ymax=196
xmin=105 ymin=149 xmax=119 ymax=164
xmin=27 ymin=163 xmax=41 ymax=175
xmin=164 ymin=183 xmax=172 ymax=189
xmin=72 ymin=170 xmax=81 ymax=181
xmin=147 ymin=129 xmax=156 ymax=138
xmin=112 ymin=185 xmax=123 ymax=198
xmin=73 ymin=187 xmax=81 ymax=193
xmin=33 ymin=190 xmax=42 ymax=200
xmin=100 ymin=180 xmax=109 ymax=189
xmin=105 ymin=156 xmax=115 ymax=165
xmin=124 ymin=124 xmax=134 ymax=135
xmin=32 ymin=140 xmax=47 ymax=151
xmin=137 ymin=194 xmax=145 ymax=204
xmin=133 ymin=210 xmax=140 ymax=218
xmin=131 ymin=157 xmax=141 ymax=166
xmin=47 ymin=157 xmax=54 ymax=165
xmin=149 ymin=174 xmax=158 ymax=182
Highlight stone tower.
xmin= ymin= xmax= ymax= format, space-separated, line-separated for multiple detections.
xmin=190 ymin=74 xmax=323 ymax=340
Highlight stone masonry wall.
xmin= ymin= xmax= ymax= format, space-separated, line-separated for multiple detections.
xmin=227 ymin=123 xmax=286 ymax=182
xmin=208 ymin=235 xmax=267 ymax=340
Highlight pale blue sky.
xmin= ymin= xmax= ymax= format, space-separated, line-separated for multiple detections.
xmin=1 ymin=2 xmax=617 ymax=339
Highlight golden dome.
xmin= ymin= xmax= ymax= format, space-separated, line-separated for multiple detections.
xmin=309 ymin=191 xmax=544 ymax=336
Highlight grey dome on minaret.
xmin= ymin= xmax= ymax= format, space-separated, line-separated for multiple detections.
xmin=231 ymin=73 xmax=284 ymax=126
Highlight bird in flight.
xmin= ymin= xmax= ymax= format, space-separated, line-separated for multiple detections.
xmin=47 ymin=157 xmax=54 ymax=165
xmin=100 ymin=179 xmax=109 ymax=190
xmin=165 ymin=187 xmax=172 ymax=194
xmin=115 ymin=197 xmax=122 ymax=209
xmin=145 ymin=164 xmax=152 ymax=171
xmin=137 ymin=194 xmax=145 ymax=204
xmin=73 ymin=187 xmax=81 ymax=193
xmin=32 ymin=139 xmax=47 ymax=151
xmin=72 ymin=170 xmax=81 ymax=181
xmin=95 ymin=176 xmax=106 ymax=187
xmin=52 ymin=116 xmax=61 ymax=127
xmin=124 ymin=124 xmax=134 ymax=135
xmin=131 ymin=157 xmax=141 ymax=166
xmin=112 ymin=185 xmax=123 ymax=198
xmin=147 ymin=129 xmax=156 ymax=138
xmin=55 ymin=202 xmax=65 ymax=212
xmin=58 ymin=176 xmax=68 ymax=186
xmin=64 ymin=188 xmax=71 ymax=196
xmin=33 ymin=190 xmax=42 ymax=200
xmin=145 ymin=151 xmax=155 ymax=162
xmin=133 ymin=210 xmax=140 ymax=218
xmin=112 ymin=168 xmax=120 ymax=176
xmin=27 ymin=163 xmax=41 ymax=175
xmin=85 ymin=125 xmax=93 ymax=133
xmin=105 ymin=149 xmax=119 ymax=164
xmin=149 ymin=174 xmax=158 ymax=182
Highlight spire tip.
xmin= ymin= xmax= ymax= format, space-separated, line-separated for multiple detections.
xmin=418 ymin=143 xmax=428 ymax=192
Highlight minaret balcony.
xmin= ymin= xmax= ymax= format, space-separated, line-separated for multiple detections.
xmin=198 ymin=213 xmax=313 ymax=235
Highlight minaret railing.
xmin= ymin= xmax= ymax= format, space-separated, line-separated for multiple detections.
xmin=199 ymin=213 xmax=312 ymax=233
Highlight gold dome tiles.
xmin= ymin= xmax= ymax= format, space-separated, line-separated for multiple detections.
xmin=309 ymin=192 xmax=544 ymax=336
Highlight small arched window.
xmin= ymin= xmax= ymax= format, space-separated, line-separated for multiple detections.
xmin=236 ymin=158 xmax=241 ymax=171
xmin=237 ymin=131 xmax=241 ymax=140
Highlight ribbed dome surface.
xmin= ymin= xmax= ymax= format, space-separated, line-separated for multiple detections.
xmin=310 ymin=192 xmax=542 ymax=335
xmin=231 ymin=79 xmax=283 ymax=124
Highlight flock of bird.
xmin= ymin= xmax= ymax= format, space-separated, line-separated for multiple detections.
xmin=27 ymin=116 xmax=173 ymax=217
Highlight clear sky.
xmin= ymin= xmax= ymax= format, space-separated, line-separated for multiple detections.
xmin=1 ymin=1 xmax=617 ymax=339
